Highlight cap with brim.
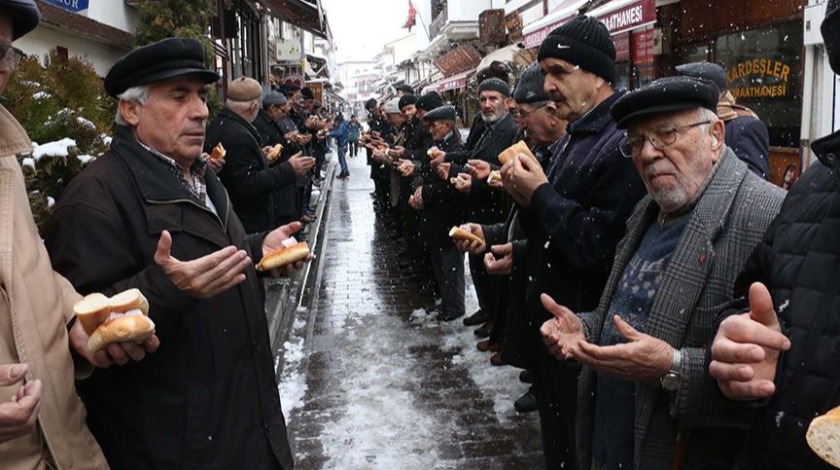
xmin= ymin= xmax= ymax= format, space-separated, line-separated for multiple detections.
xmin=384 ymin=97 xmax=401 ymax=114
xmin=610 ymin=76 xmax=720 ymax=129
xmin=416 ymin=92 xmax=443 ymax=112
xmin=263 ymin=91 xmax=287 ymax=106
xmin=105 ymin=37 xmax=219 ymax=98
xmin=2 ymin=0 xmax=40 ymax=40
xmin=422 ymin=105 xmax=457 ymax=122
xmin=675 ymin=62 xmax=728 ymax=93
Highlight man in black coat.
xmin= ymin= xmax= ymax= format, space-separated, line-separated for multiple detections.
xmin=501 ymin=15 xmax=647 ymax=468
xmin=433 ymin=78 xmax=518 ymax=328
xmin=45 ymin=38 xmax=302 ymax=470
xmin=676 ymin=61 xmax=771 ymax=179
xmin=409 ymin=105 xmax=466 ymax=321
xmin=206 ymin=77 xmax=314 ymax=233
xmin=709 ymin=3 xmax=840 ymax=468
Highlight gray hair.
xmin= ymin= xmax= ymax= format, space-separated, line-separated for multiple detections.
xmin=114 ymin=85 xmax=151 ymax=126
xmin=697 ymin=107 xmax=718 ymax=126
xmin=226 ymin=98 xmax=261 ymax=122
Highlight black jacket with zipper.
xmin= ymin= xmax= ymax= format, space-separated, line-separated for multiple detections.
xmin=46 ymin=126 xmax=294 ymax=470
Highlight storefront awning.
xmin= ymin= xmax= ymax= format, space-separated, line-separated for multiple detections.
xmin=521 ymin=0 xmax=590 ymax=49
xmin=422 ymin=69 xmax=475 ymax=95
xmin=261 ymin=0 xmax=329 ymax=40
xmin=476 ymin=44 xmax=530 ymax=72
xmin=521 ymin=0 xmax=657 ymax=49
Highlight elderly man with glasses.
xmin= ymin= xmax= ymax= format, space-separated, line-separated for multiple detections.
xmin=540 ymin=76 xmax=785 ymax=469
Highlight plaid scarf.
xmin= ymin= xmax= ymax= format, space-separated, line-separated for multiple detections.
xmin=717 ymin=91 xmax=760 ymax=122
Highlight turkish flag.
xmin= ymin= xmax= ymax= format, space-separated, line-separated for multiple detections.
xmin=403 ymin=0 xmax=417 ymax=31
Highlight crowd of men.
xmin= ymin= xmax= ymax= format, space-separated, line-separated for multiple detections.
xmin=4 ymin=0 xmax=840 ymax=468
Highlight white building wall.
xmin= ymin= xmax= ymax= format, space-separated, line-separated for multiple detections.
xmin=85 ymin=0 xmax=138 ymax=34
xmin=448 ymin=0 xmax=492 ymax=22
xmin=14 ymin=26 xmax=127 ymax=76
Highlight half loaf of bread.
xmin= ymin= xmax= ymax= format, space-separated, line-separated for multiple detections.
xmin=256 ymin=241 xmax=310 ymax=272
xmin=497 ymin=140 xmax=536 ymax=165
xmin=808 ymin=405 xmax=840 ymax=468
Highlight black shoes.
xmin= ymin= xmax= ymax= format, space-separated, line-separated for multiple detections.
xmin=514 ymin=389 xmax=538 ymax=413
xmin=336 ymin=171 xmax=350 ymax=179
xmin=436 ymin=309 xmax=464 ymax=322
xmin=463 ymin=309 xmax=489 ymax=326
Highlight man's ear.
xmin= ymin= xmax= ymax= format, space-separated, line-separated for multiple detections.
xmin=118 ymin=100 xmax=141 ymax=126
xmin=710 ymin=119 xmax=725 ymax=159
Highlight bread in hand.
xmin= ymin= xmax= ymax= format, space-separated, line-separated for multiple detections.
xmin=256 ymin=241 xmax=310 ymax=272
xmin=87 ymin=313 xmax=155 ymax=353
xmin=487 ymin=170 xmax=502 ymax=183
xmin=266 ymin=143 xmax=283 ymax=163
xmin=449 ymin=226 xmax=483 ymax=244
xmin=497 ymin=140 xmax=536 ymax=165
xmin=209 ymin=142 xmax=226 ymax=161
xmin=74 ymin=293 xmax=114 ymax=336
xmin=808 ymin=405 xmax=840 ymax=468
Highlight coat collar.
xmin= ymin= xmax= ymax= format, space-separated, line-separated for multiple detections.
xmin=567 ymin=90 xmax=626 ymax=135
xmin=472 ymin=112 xmax=515 ymax=155
xmin=811 ymin=129 xmax=840 ymax=171
xmin=218 ymin=108 xmax=262 ymax=141
xmin=0 ymin=105 xmax=32 ymax=159
xmin=109 ymin=126 xmax=230 ymax=231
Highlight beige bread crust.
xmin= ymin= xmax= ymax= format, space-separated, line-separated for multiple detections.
xmin=487 ymin=171 xmax=502 ymax=183
xmin=209 ymin=142 xmax=226 ymax=161
xmin=87 ymin=314 xmax=156 ymax=353
xmin=74 ymin=293 xmax=112 ymax=336
xmin=108 ymin=288 xmax=149 ymax=316
xmin=808 ymin=405 xmax=840 ymax=468
xmin=497 ymin=140 xmax=536 ymax=165
xmin=449 ymin=226 xmax=483 ymax=244
xmin=266 ymin=143 xmax=283 ymax=163
xmin=256 ymin=241 xmax=310 ymax=272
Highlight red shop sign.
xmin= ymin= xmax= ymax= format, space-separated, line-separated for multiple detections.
xmin=596 ymin=0 xmax=656 ymax=35
xmin=632 ymin=28 xmax=655 ymax=64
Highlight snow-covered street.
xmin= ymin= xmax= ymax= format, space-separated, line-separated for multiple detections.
xmin=279 ymin=155 xmax=542 ymax=469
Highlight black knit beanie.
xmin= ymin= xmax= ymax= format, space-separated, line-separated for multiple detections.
xmin=537 ymin=15 xmax=616 ymax=83
xmin=478 ymin=77 xmax=511 ymax=97
xmin=398 ymin=94 xmax=417 ymax=110
xmin=823 ymin=0 xmax=840 ymax=75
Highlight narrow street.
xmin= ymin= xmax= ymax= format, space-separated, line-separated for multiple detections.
xmin=280 ymin=154 xmax=543 ymax=469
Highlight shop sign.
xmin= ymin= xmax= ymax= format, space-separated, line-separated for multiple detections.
xmin=283 ymin=74 xmax=305 ymax=88
xmin=42 ymin=0 xmax=89 ymax=12
xmin=632 ymin=29 xmax=655 ymax=64
xmin=440 ymin=76 xmax=468 ymax=92
xmin=307 ymin=82 xmax=324 ymax=103
xmin=727 ymin=58 xmax=791 ymax=99
xmin=596 ymin=0 xmax=656 ymax=35
xmin=614 ymin=32 xmax=630 ymax=62
xmin=433 ymin=44 xmax=482 ymax=77
xmin=506 ymin=12 xmax=523 ymax=42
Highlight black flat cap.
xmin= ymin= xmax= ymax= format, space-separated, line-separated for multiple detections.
xmin=478 ymin=77 xmax=511 ymax=97
xmin=513 ymin=63 xmax=549 ymax=104
xmin=301 ymin=87 xmax=315 ymax=99
xmin=611 ymin=76 xmax=719 ymax=129
xmin=398 ymin=94 xmax=417 ymax=110
xmin=365 ymin=98 xmax=378 ymax=110
xmin=105 ymin=37 xmax=219 ymax=98
xmin=277 ymin=83 xmax=301 ymax=97
xmin=263 ymin=91 xmax=287 ymax=107
xmin=1 ymin=0 xmax=40 ymax=40
xmin=422 ymin=105 xmax=457 ymax=122
xmin=396 ymin=84 xmax=414 ymax=94
xmin=416 ymin=92 xmax=443 ymax=112
xmin=675 ymin=62 xmax=728 ymax=93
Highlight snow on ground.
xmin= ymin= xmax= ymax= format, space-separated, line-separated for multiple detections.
xmin=281 ymin=259 xmax=529 ymax=467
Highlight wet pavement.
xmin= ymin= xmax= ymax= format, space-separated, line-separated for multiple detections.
xmin=281 ymin=153 xmax=543 ymax=469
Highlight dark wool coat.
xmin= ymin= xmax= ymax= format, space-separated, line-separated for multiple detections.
xmin=46 ymin=126 xmax=294 ymax=470
xmin=205 ymin=108 xmax=296 ymax=233
xmin=723 ymin=129 xmax=840 ymax=470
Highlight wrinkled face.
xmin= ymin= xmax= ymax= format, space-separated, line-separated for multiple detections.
xmin=386 ymin=112 xmax=405 ymax=128
xmin=518 ymin=102 xmax=564 ymax=145
xmin=509 ymin=100 xmax=522 ymax=129
xmin=289 ymin=91 xmax=301 ymax=106
xmin=121 ymin=76 xmax=210 ymax=167
xmin=540 ymin=57 xmax=603 ymax=122
xmin=427 ymin=119 xmax=452 ymax=141
xmin=479 ymin=90 xmax=508 ymax=123
xmin=267 ymin=104 xmax=285 ymax=121
xmin=627 ymin=109 xmax=722 ymax=213
xmin=0 ymin=14 xmax=13 ymax=96
xmin=401 ymin=104 xmax=416 ymax=120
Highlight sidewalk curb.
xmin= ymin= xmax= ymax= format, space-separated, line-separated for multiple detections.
xmin=270 ymin=159 xmax=337 ymax=380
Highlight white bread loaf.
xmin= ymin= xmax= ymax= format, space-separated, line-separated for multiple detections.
xmin=87 ymin=313 xmax=155 ymax=353
xmin=74 ymin=292 xmax=114 ymax=336
xmin=808 ymin=406 xmax=840 ymax=468
xmin=497 ymin=140 xmax=536 ymax=165
xmin=256 ymin=241 xmax=310 ymax=272
xmin=449 ymin=226 xmax=483 ymax=244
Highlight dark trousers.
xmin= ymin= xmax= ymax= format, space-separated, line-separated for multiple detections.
xmin=349 ymin=140 xmax=359 ymax=156
xmin=469 ymin=252 xmax=504 ymax=317
xmin=430 ymin=245 xmax=465 ymax=316
xmin=533 ymin=347 xmax=579 ymax=470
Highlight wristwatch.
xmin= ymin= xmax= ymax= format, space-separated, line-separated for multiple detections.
xmin=660 ymin=348 xmax=682 ymax=392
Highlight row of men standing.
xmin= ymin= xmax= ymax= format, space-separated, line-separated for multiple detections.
xmin=358 ymin=11 xmax=804 ymax=469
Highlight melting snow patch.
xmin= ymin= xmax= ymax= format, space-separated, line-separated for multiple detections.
xmin=279 ymin=335 xmax=308 ymax=422
xmin=21 ymin=158 xmax=35 ymax=170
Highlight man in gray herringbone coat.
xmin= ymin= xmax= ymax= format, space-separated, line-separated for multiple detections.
xmin=540 ymin=76 xmax=786 ymax=469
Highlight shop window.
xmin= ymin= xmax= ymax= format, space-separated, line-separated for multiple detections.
xmin=714 ymin=22 xmax=802 ymax=148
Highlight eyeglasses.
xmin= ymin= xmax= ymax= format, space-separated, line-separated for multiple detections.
xmin=0 ymin=41 xmax=24 ymax=71
xmin=620 ymin=120 xmax=712 ymax=158
xmin=515 ymin=103 xmax=551 ymax=119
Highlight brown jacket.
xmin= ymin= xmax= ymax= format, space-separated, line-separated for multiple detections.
xmin=0 ymin=105 xmax=107 ymax=469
